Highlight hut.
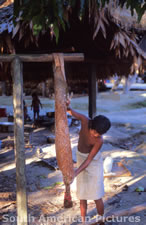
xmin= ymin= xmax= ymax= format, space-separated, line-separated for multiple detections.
xmin=0 ymin=1 xmax=146 ymax=224
xmin=139 ymin=34 xmax=146 ymax=74
xmin=0 ymin=1 xmax=146 ymax=79
xmin=0 ymin=1 xmax=146 ymax=111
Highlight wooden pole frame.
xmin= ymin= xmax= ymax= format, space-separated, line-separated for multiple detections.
xmin=0 ymin=53 xmax=84 ymax=223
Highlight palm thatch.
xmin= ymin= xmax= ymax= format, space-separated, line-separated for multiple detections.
xmin=109 ymin=3 xmax=146 ymax=32
xmin=0 ymin=0 xmax=146 ymax=81
xmin=139 ymin=34 xmax=146 ymax=70
xmin=0 ymin=0 xmax=13 ymax=33
xmin=139 ymin=34 xmax=146 ymax=53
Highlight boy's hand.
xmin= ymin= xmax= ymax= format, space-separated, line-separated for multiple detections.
xmin=69 ymin=168 xmax=77 ymax=184
xmin=70 ymin=176 xmax=74 ymax=185
xmin=70 ymin=169 xmax=79 ymax=184
xmin=66 ymin=98 xmax=70 ymax=108
xmin=74 ymin=169 xmax=78 ymax=177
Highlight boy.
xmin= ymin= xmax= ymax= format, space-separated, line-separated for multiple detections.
xmin=31 ymin=93 xmax=42 ymax=121
xmin=23 ymin=100 xmax=27 ymax=122
xmin=67 ymin=102 xmax=111 ymax=223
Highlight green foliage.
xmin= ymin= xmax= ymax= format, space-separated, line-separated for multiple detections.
xmin=43 ymin=182 xmax=63 ymax=189
xmin=39 ymin=175 xmax=47 ymax=179
xmin=14 ymin=0 xmax=66 ymax=42
xmin=13 ymin=0 xmax=146 ymax=42
xmin=124 ymin=100 xmax=146 ymax=110
xmin=128 ymin=101 xmax=146 ymax=109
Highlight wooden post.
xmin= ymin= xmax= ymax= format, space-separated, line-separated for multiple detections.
xmin=88 ymin=64 xmax=97 ymax=119
xmin=41 ymin=82 xmax=45 ymax=97
xmin=1 ymin=81 xmax=6 ymax=96
xmin=11 ymin=57 xmax=28 ymax=225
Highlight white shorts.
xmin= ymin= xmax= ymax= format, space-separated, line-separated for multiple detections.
xmin=76 ymin=150 xmax=104 ymax=200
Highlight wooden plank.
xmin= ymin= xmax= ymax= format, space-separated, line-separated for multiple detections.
xmin=11 ymin=56 xmax=28 ymax=225
xmin=88 ymin=64 xmax=97 ymax=119
xmin=0 ymin=53 xmax=84 ymax=62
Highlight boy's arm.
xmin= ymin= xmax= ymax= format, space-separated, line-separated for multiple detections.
xmin=67 ymin=107 xmax=88 ymax=122
xmin=74 ymin=138 xmax=103 ymax=177
xmin=39 ymin=99 xmax=43 ymax=108
xmin=66 ymin=98 xmax=88 ymax=121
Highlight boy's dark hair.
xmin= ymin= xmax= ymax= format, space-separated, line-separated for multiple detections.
xmin=89 ymin=115 xmax=111 ymax=135
xmin=32 ymin=92 xmax=37 ymax=97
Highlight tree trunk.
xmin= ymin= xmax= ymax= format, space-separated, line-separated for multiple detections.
xmin=53 ymin=53 xmax=74 ymax=208
xmin=123 ymin=73 xmax=138 ymax=94
xmin=111 ymin=76 xmax=121 ymax=92
xmin=41 ymin=82 xmax=45 ymax=97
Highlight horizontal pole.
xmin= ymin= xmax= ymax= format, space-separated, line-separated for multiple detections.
xmin=0 ymin=53 xmax=145 ymax=65
xmin=0 ymin=53 xmax=84 ymax=62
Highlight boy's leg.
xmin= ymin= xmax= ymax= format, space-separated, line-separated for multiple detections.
xmin=94 ymin=198 xmax=105 ymax=225
xmin=37 ymin=111 xmax=39 ymax=120
xmin=80 ymin=200 xmax=87 ymax=223
xmin=94 ymin=198 xmax=104 ymax=215
xmin=33 ymin=111 xmax=36 ymax=121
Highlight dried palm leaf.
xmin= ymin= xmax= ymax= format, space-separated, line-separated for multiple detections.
xmin=118 ymin=32 xmax=126 ymax=48
xmin=129 ymin=45 xmax=135 ymax=56
xmin=125 ymin=48 xmax=129 ymax=57
xmin=5 ymin=34 xmax=15 ymax=53
xmin=137 ymin=56 xmax=142 ymax=68
xmin=19 ymin=26 xmax=24 ymax=41
xmin=12 ymin=22 xmax=20 ymax=38
xmin=24 ymin=38 xmax=30 ymax=48
xmin=29 ymin=21 xmax=33 ymax=30
xmin=93 ymin=8 xmax=108 ymax=39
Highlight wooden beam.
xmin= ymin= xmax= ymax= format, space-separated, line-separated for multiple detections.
xmin=0 ymin=53 xmax=145 ymax=66
xmin=11 ymin=57 xmax=28 ymax=225
xmin=88 ymin=64 xmax=97 ymax=119
xmin=85 ymin=58 xmax=132 ymax=64
xmin=0 ymin=53 xmax=84 ymax=62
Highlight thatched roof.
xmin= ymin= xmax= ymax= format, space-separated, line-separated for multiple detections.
xmin=139 ymin=34 xmax=146 ymax=53
xmin=0 ymin=0 xmax=13 ymax=33
xmin=110 ymin=4 xmax=146 ymax=32
xmin=139 ymin=34 xmax=146 ymax=70
xmin=0 ymin=0 xmax=146 ymax=81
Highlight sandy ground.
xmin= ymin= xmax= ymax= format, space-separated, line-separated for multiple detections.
xmin=0 ymin=90 xmax=146 ymax=225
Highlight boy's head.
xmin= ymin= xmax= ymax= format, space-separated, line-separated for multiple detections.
xmin=89 ymin=115 xmax=111 ymax=135
xmin=32 ymin=92 xmax=38 ymax=99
